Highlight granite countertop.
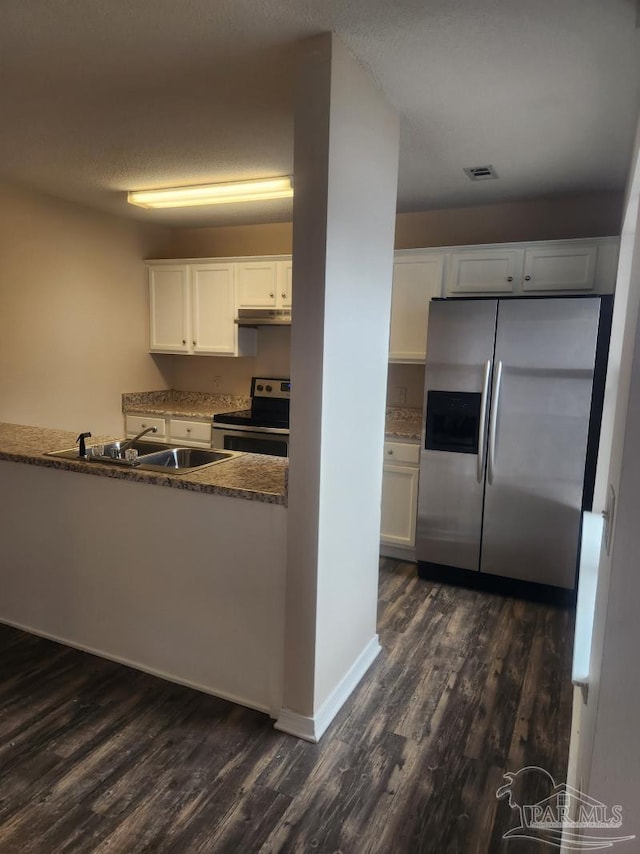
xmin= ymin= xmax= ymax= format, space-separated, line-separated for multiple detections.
xmin=125 ymin=391 xmax=423 ymax=443
xmin=122 ymin=390 xmax=251 ymax=420
xmin=385 ymin=407 xmax=422 ymax=442
xmin=0 ymin=423 xmax=287 ymax=506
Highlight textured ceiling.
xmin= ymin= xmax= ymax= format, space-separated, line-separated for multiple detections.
xmin=1 ymin=0 xmax=639 ymax=227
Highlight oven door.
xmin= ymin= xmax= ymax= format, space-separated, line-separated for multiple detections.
xmin=212 ymin=425 xmax=289 ymax=457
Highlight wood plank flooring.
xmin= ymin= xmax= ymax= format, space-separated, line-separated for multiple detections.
xmin=0 ymin=558 xmax=574 ymax=853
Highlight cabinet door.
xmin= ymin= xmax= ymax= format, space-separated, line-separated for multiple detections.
xmin=149 ymin=266 xmax=190 ymax=353
xmin=447 ymin=249 xmax=522 ymax=294
xmin=389 ymin=255 xmax=444 ymax=362
xmin=278 ymin=260 xmax=293 ymax=308
xmin=236 ymin=261 xmax=278 ymax=308
xmin=380 ymin=464 xmax=419 ymax=547
xmin=523 ymin=244 xmax=597 ymax=292
xmin=191 ymin=264 xmax=238 ymax=355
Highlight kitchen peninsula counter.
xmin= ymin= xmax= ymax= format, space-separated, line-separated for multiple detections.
xmin=0 ymin=422 xmax=287 ymax=506
xmin=0 ymin=421 xmax=288 ymax=718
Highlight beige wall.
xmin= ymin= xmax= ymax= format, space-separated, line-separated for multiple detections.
xmin=162 ymin=221 xmax=293 ymax=259
xmin=154 ymin=326 xmax=291 ymax=395
xmin=394 ymin=191 xmax=623 ymax=249
xmin=0 ymin=182 xmax=623 ymax=428
xmin=0 ymin=181 xmax=171 ymax=434
xmin=159 ymin=190 xmax=623 ymax=261
xmin=157 ymin=190 xmax=623 ymax=405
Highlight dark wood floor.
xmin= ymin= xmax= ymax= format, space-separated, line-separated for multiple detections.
xmin=0 ymin=558 xmax=574 ymax=854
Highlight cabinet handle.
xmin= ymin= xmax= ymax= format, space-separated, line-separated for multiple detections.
xmin=182 ymin=339 xmax=186 ymax=345
xmin=387 ymin=449 xmax=393 ymax=455
xmin=507 ymin=276 xmax=513 ymax=282
xmin=525 ymin=275 xmax=531 ymax=281
xmin=270 ymin=292 xmax=274 ymax=298
xmin=186 ymin=427 xmax=191 ymax=433
xmin=142 ymin=423 xmax=146 ymax=429
xmin=193 ymin=340 xmax=196 ymax=346
xmin=281 ymin=292 xmax=286 ymax=298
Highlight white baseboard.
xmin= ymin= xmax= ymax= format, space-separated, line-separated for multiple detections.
xmin=274 ymin=635 xmax=381 ymax=742
xmin=380 ymin=543 xmax=416 ymax=562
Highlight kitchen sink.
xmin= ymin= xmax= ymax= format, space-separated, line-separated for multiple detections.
xmin=46 ymin=442 xmax=240 ymax=474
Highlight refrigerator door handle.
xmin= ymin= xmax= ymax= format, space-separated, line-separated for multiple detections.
xmin=477 ymin=360 xmax=492 ymax=483
xmin=488 ymin=360 xmax=503 ymax=485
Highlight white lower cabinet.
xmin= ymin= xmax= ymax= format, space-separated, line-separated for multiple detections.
xmin=380 ymin=441 xmax=420 ymax=550
xmin=124 ymin=415 xmax=212 ymax=448
xmin=124 ymin=414 xmax=167 ymax=442
xmin=167 ymin=418 xmax=212 ymax=447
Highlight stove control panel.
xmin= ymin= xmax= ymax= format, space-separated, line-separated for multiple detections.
xmin=251 ymin=377 xmax=291 ymax=399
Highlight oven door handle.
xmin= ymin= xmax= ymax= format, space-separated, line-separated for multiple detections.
xmin=212 ymin=423 xmax=290 ymax=436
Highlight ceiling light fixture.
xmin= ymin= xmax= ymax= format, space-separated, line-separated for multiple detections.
xmin=127 ymin=176 xmax=294 ymax=209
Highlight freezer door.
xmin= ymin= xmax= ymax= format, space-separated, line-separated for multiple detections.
xmin=481 ymin=297 xmax=601 ymax=588
xmin=416 ymin=299 xmax=497 ymax=570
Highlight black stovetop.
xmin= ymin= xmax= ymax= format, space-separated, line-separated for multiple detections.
xmin=212 ymin=408 xmax=289 ymax=430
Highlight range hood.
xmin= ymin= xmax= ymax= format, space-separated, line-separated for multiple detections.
xmin=235 ymin=308 xmax=292 ymax=326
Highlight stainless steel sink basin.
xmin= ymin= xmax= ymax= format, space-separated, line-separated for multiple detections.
xmin=136 ymin=448 xmax=237 ymax=473
xmin=99 ymin=440 xmax=164 ymax=458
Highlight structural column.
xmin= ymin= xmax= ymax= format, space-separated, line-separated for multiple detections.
xmin=277 ymin=34 xmax=399 ymax=741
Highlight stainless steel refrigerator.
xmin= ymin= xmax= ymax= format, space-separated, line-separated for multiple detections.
xmin=416 ymin=296 xmax=611 ymax=591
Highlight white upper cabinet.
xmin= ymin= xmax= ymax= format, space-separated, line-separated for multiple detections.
xmin=389 ymin=252 xmax=444 ymax=362
xmin=148 ymin=262 xmax=256 ymax=357
xmin=279 ymin=260 xmax=293 ymax=308
xmin=191 ymin=263 xmax=240 ymax=355
xmin=149 ymin=266 xmax=190 ymax=353
xmin=237 ymin=261 xmax=279 ymax=307
xmin=447 ymin=249 xmax=522 ymax=294
xmin=237 ymin=259 xmax=292 ymax=309
xmin=443 ymin=238 xmax=617 ymax=297
xmin=522 ymin=244 xmax=596 ymax=292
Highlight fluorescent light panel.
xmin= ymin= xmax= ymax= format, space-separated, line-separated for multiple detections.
xmin=127 ymin=177 xmax=293 ymax=209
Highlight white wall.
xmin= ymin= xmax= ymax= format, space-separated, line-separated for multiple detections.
xmin=280 ymin=33 xmax=399 ymax=736
xmin=567 ymin=115 xmax=640 ymax=822
xmin=0 ymin=181 xmax=171 ymax=434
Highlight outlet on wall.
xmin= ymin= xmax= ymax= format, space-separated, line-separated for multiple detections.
xmin=394 ymin=386 xmax=407 ymax=405
xmin=211 ymin=375 xmax=223 ymax=391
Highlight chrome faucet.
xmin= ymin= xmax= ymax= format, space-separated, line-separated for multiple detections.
xmin=120 ymin=425 xmax=158 ymax=453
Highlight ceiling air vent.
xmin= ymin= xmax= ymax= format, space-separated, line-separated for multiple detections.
xmin=464 ymin=164 xmax=498 ymax=181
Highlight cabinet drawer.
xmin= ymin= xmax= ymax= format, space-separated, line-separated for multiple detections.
xmin=124 ymin=414 xmax=166 ymax=440
xmin=383 ymin=441 xmax=420 ymax=466
xmin=168 ymin=418 xmax=212 ymax=445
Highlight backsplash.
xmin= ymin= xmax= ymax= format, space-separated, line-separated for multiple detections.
xmin=122 ymin=390 xmax=250 ymax=411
